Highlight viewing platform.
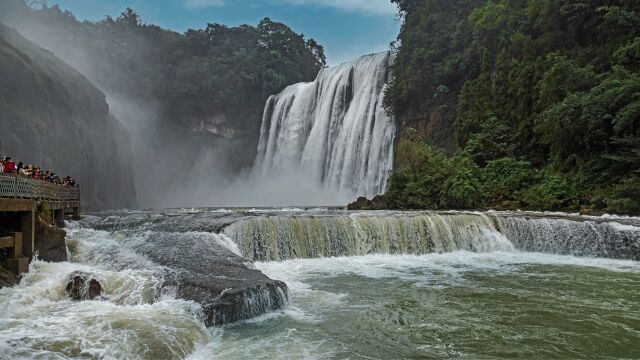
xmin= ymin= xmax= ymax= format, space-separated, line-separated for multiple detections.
xmin=0 ymin=174 xmax=80 ymax=274
xmin=0 ymin=174 xmax=80 ymax=209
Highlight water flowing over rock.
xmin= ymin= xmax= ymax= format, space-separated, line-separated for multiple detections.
xmin=4 ymin=209 xmax=640 ymax=359
xmin=77 ymin=209 xmax=640 ymax=328
xmin=79 ymin=214 xmax=288 ymax=326
xmin=134 ymin=231 xmax=288 ymax=326
xmin=253 ymin=52 xmax=396 ymax=200
xmin=495 ymin=215 xmax=640 ymax=259
xmin=224 ymin=211 xmax=640 ymax=261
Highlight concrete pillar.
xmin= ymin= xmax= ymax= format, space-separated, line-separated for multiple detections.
xmin=8 ymin=232 xmax=22 ymax=259
xmin=6 ymin=257 xmax=29 ymax=274
xmin=4 ymin=232 xmax=28 ymax=275
xmin=21 ymin=210 xmax=35 ymax=259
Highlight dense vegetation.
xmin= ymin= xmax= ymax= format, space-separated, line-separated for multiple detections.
xmin=366 ymin=0 xmax=640 ymax=214
xmin=0 ymin=0 xmax=326 ymax=167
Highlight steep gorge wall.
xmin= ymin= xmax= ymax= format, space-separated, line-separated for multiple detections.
xmin=0 ymin=24 xmax=136 ymax=209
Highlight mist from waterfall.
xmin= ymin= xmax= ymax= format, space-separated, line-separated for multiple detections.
xmin=251 ymin=52 xmax=396 ymax=204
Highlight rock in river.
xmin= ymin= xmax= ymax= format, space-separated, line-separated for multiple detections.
xmin=65 ymin=272 xmax=103 ymax=300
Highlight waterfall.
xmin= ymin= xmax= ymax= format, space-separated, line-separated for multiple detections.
xmin=253 ymin=52 xmax=396 ymax=200
xmin=224 ymin=213 xmax=514 ymax=261
xmin=224 ymin=212 xmax=640 ymax=261
xmin=495 ymin=216 xmax=640 ymax=260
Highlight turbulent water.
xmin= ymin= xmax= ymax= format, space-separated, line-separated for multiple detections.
xmin=253 ymin=52 xmax=396 ymax=201
xmin=1 ymin=209 xmax=639 ymax=359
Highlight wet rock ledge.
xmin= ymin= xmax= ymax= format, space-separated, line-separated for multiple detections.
xmin=122 ymin=231 xmax=288 ymax=326
xmin=80 ymin=212 xmax=288 ymax=325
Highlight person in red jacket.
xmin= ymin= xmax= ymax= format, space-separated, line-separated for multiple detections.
xmin=3 ymin=157 xmax=15 ymax=173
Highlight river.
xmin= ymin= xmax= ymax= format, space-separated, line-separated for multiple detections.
xmin=0 ymin=208 xmax=639 ymax=359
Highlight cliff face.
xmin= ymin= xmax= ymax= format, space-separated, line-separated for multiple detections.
xmin=0 ymin=24 xmax=136 ymax=209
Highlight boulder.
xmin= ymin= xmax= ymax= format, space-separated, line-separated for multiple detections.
xmin=348 ymin=195 xmax=384 ymax=210
xmin=129 ymin=231 xmax=288 ymax=326
xmin=65 ymin=272 xmax=103 ymax=300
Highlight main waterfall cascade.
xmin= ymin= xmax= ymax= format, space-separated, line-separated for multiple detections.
xmin=253 ymin=52 xmax=396 ymax=200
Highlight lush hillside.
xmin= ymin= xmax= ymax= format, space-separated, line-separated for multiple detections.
xmin=0 ymin=3 xmax=325 ymax=130
xmin=358 ymin=0 xmax=640 ymax=214
xmin=0 ymin=24 xmax=136 ymax=209
xmin=0 ymin=1 xmax=326 ymax=206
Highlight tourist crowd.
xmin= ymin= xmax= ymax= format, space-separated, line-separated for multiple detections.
xmin=1 ymin=156 xmax=78 ymax=187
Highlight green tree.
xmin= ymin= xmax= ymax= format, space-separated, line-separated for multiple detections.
xmin=464 ymin=114 xmax=515 ymax=165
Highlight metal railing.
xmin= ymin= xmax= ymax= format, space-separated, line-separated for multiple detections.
xmin=0 ymin=174 xmax=80 ymax=201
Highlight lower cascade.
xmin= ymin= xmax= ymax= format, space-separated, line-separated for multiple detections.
xmin=1 ymin=209 xmax=639 ymax=359
xmin=253 ymin=52 xmax=396 ymax=200
xmin=224 ymin=211 xmax=640 ymax=261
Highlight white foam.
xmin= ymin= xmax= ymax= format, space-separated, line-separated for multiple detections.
xmin=0 ymin=260 xmax=211 ymax=359
xmin=257 ymin=251 xmax=640 ymax=286
xmin=609 ymin=222 xmax=640 ymax=232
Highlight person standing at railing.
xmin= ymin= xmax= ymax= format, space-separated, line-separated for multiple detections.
xmin=2 ymin=157 xmax=15 ymax=173
xmin=23 ymin=165 xmax=33 ymax=177
xmin=63 ymin=176 xmax=77 ymax=187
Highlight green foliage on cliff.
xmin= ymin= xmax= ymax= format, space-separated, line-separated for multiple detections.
xmin=378 ymin=0 xmax=640 ymax=214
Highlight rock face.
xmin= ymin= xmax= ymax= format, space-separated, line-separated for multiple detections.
xmin=347 ymin=195 xmax=384 ymax=210
xmin=35 ymin=214 xmax=67 ymax=262
xmin=65 ymin=272 xmax=103 ymax=300
xmin=0 ymin=24 xmax=136 ymax=210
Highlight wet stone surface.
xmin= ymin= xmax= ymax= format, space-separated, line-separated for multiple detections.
xmin=65 ymin=271 xmax=103 ymax=300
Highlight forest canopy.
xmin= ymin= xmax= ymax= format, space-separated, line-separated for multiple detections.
xmin=0 ymin=0 xmax=326 ymax=153
xmin=370 ymin=0 xmax=640 ymax=214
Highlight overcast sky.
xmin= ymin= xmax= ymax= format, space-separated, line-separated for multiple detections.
xmin=51 ymin=0 xmax=401 ymax=66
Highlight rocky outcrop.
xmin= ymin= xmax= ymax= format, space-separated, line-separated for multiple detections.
xmin=129 ymin=231 xmax=288 ymax=326
xmin=79 ymin=212 xmax=289 ymax=325
xmin=347 ymin=195 xmax=384 ymax=210
xmin=0 ymin=24 xmax=136 ymax=210
xmin=34 ymin=213 xmax=67 ymax=262
xmin=65 ymin=271 xmax=103 ymax=300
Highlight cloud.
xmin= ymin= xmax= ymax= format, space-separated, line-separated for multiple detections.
xmin=183 ymin=0 xmax=225 ymax=9
xmin=183 ymin=0 xmax=397 ymax=15
xmin=327 ymin=42 xmax=393 ymax=66
xmin=276 ymin=0 xmax=397 ymax=16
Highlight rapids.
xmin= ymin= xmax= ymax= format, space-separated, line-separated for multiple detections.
xmin=0 ymin=208 xmax=639 ymax=359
